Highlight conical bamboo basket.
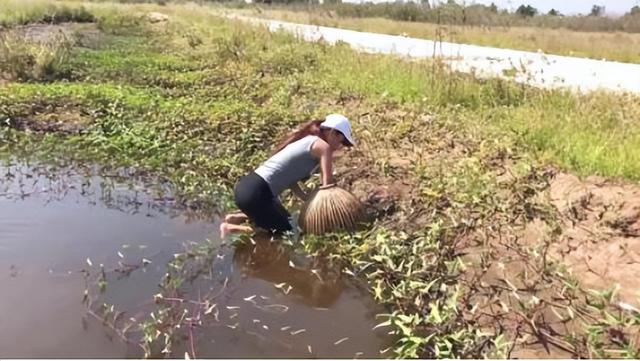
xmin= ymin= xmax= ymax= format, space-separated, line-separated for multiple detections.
xmin=299 ymin=184 xmax=365 ymax=235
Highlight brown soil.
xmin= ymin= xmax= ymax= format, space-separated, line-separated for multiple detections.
xmin=547 ymin=172 xmax=640 ymax=305
xmin=339 ymin=148 xmax=421 ymax=230
xmin=331 ymin=105 xmax=426 ymax=230
xmin=455 ymin=170 xmax=640 ymax=358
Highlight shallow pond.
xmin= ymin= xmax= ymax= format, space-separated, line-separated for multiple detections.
xmin=0 ymin=160 xmax=390 ymax=358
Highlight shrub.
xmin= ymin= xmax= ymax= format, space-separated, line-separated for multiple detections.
xmin=41 ymin=5 xmax=96 ymax=24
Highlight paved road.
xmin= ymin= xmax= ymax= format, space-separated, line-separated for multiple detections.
xmin=228 ymin=14 xmax=640 ymax=94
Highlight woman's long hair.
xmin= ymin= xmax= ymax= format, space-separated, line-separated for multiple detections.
xmin=272 ymin=119 xmax=323 ymax=155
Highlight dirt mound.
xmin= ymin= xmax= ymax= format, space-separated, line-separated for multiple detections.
xmin=548 ymin=173 xmax=640 ymax=304
xmin=146 ymin=12 xmax=169 ymax=23
xmin=338 ymin=148 xmax=421 ymax=231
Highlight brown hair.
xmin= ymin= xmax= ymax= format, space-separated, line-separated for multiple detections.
xmin=273 ymin=119 xmax=324 ymax=154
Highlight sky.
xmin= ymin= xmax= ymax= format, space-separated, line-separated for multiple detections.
xmin=439 ymin=0 xmax=640 ymax=15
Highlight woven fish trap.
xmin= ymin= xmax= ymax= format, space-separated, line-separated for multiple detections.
xmin=299 ymin=184 xmax=365 ymax=235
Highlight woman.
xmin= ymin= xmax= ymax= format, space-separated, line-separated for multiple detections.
xmin=220 ymin=113 xmax=355 ymax=238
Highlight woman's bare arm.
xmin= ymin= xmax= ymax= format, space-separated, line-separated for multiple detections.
xmin=310 ymin=139 xmax=333 ymax=186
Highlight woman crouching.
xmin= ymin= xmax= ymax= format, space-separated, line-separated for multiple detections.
xmin=220 ymin=113 xmax=355 ymax=238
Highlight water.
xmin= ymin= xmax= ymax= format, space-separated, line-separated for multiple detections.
xmin=0 ymin=160 xmax=390 ymax=358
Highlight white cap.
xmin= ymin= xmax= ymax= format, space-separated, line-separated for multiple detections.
xmin=320 ymin=113 xmax=356 ymax=146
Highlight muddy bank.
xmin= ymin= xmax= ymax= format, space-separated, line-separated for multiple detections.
xmin=3 ymin=107 xmax=89 ymax=135
xmin=546 ymin=173 xmax=640 ymax=304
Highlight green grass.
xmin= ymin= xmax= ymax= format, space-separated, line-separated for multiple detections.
xmin=1 ymin=1 xmax=640 ymax=358
xmin=309 ymin=40 xmax=640 ymax=179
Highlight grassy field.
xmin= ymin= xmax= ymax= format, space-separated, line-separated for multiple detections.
xmin=1 ymin=1 xmax=640 ymax=358
xmin=227 ymin=7 xmax=640 ymax=64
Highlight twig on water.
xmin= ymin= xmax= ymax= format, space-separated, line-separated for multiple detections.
xmin=188 ymin=319 xmax=196 ymax=360
xmin=85 ymin=309 xmax=134 ymax=345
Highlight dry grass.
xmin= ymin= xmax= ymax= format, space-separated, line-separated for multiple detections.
xmin=0 ymin=0 xmax=94 ymax=26
xmin=0 ymin=30 xmax=72 ymax=81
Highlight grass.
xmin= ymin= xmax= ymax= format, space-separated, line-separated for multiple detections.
xmin=227 ymin=7 xmax=640 ymax=64
xmin=1 ymin=1 xmax=640 ymax=358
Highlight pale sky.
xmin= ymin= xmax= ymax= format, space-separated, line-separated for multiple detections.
xmin=447 ymin=0 xmax=640 ymax=15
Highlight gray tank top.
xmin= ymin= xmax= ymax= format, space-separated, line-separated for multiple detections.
xmin=254 ymin=135 xmax=320 ymax=196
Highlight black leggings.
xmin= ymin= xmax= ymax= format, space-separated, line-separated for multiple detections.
xmin=234 ymin=172 xmax=292 ymax=233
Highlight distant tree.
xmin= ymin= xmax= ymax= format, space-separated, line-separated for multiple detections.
xmin=488 ymin=2 xmax=498 ymax=13
xmin=630 ymin=5 xmax=640 ymax=15
xmin=589 ymin=4 xmax=605 ymax=16
xmin=420 ymin=0 xmax=430 ymax=6
xmin=547 ymin=8 xmax=560 ymax=16
xmin=515 ymin=4 xmax=537 ymax=17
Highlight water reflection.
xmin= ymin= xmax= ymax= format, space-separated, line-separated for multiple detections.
xmin=234 ymin=235 xmax=343 ymax=308
xmin=0 ymin=159 xmax=179 ymax=217
xmin=182 ymin=233 xmax=390 ymax=358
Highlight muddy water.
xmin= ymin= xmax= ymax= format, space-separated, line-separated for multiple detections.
xmin=0 ymin=160 xmax=390 ymax=358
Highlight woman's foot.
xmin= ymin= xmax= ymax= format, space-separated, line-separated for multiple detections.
xmin=219 ymin=222 xmax=253 ymax=239
xmin=224 ymin=212 xmax=248 ymax=225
